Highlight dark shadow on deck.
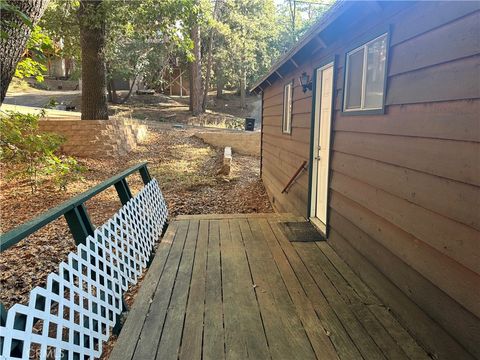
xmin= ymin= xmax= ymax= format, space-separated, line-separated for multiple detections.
xmin=110 ymin=213 xmax=429 ymax=360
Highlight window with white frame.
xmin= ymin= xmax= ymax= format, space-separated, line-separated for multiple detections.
xmin=344 ymin=33 xmax=388 ymax=111
xmin=282 ymin=81 xmax=293 ymax=133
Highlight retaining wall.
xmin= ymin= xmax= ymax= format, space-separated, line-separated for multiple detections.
xmin=39 ymin=118 xmax=148 ymax=158
xmin=195 ymin=130 xmax=260 ymax=156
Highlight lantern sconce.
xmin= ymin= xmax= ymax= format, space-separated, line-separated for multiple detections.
xmin=299 ymin=72 xmax=313 ymax=93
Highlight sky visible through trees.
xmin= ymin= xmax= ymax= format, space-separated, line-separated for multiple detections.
xmin=1 ymin=0 xmax=334 ymax=117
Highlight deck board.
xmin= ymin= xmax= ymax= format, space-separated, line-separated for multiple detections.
xmin=112 ymin=214 xmax=430 ymax=360
xmin=241 ymin=218 xmax=317 ymax=360
xmin=179 ymin=220 xmax=208 ymax=360
xmin=222 ymin=219 xmax=270 ymax=359
xmin=129 ymin=220 xmax=189 ymax=360
xmin=259 ymin=218 xmax=340 ymax=359
xmin=202 ymin=220 xmax=225 ymax=360
xmin=156 ymin=219 xmax=199 ymax=359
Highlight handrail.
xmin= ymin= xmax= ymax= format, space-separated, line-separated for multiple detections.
xmin=0 ymin=162 xmax=152 ymax=252
xmin=0 ymin=174 xmax=168 ymax=357
xmin=281 ymin=160 xmax=308 ymax=194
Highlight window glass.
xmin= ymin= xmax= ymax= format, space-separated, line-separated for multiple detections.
xmin=344 ymin=33 xmax=388 ymax=112
xmin=282 ymin=82 xmax=292 ymax=133
xmin=364 ymin=35 xmax=387 ymax=109
xmin=345 ymin=48 xmax=364 ymax=109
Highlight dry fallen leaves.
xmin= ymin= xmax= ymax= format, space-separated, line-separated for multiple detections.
xmin=0 ymin=121 xmax=272 ymax=359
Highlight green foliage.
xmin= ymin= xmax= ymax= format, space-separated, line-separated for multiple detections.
xmin=36 ymin=0 xmax=334 ymax=96
xmin=208 ymin=0 xmax=334 ymax=91
xmin=40 ymin=0 xmax=197 ymax=92
xmin=14 ymin=57 xmax=47 ymax=82
xmin=13 ymin=25 xmax=54 ymax=82
xmin=103 ymin=0 xmax=197 ymax=90
xmin=0 ymin=0 xmax=54 ymax=83
xmin=44 ymin=97 xmax=59 ymax=108
xmin=213 ymin=0 xmax=280 ymax=87
xmin=0 ymin=111 xmax=85 ymax=193
xmin=45 ymin=155 xmax=85 ymax=191
xmin=39 ymin=0 xmax=81 ymax=61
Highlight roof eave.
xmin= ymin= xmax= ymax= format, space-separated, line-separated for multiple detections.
xmin=250 ymin=0 xmax=351 ymax=93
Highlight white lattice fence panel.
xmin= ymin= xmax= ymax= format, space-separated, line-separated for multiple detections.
xmin=0 ymin=179 xmax=168 ymax=360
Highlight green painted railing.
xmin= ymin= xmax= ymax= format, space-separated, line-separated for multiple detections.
xmin=0 ymin=162 xmax=151 ymax=252
xmin=0 ymin=162 xmax=153 ymax=336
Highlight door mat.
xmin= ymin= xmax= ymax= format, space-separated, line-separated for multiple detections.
xmin=278 ymin=221 xmax=325 ymax=242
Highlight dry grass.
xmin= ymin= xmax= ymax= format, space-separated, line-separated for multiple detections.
xmin=0 ymin=123 xmax=271 ymax=309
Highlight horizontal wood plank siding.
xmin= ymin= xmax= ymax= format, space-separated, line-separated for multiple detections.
xmin=388 ymin=11 xmax=480 ymax=76
xmin=260 ymin=2 xmax=480 ymax=359
xmin=332 ymin=131 xmax=480 ymax=186
xmin=327 ymin=215 xmax=478 ymax=360
xmin=334 ymin=100 xmax=480 ymax=142
xmin=386 ymin=55 xmax=480 ymax=105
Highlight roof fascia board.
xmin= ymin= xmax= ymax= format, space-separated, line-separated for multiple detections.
xmin=250 ymin=0 xmax=352 ymax=92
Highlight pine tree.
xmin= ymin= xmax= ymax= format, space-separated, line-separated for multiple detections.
xmin=78 ymin=0 xmax=108 ymax=120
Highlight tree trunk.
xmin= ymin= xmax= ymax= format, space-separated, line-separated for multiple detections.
xmin=240 ymin=68 xmax=246 ymax=109
xmin=202 ymin=30 xmax=214 ymax=111
xmin=189 ymin=21 xmax=203 ymax=116
xmin=189 ymin=68 xmax=193 ymax=112
xmin=202 ymin=0 xmax=219 ymax=111
xmin=119 ymin=74 xmax=138 ymax=104
xmin=106 ymin=63 xmax=118 ymax=103
xmin=78 ymin=0 xmax=108 ymax=120
xmin=216 ymin=65 xmax=224 ymax=99
xmin=0 ymin=0 xmax=50 ymax=103
xmin=107 ymin=78 xmax=119 ymax=103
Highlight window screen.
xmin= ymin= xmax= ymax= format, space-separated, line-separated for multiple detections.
xmin=282 ymin=82 xmax=293 ymax=133
xmin=344 ymin=33 xmax=388 ymax=111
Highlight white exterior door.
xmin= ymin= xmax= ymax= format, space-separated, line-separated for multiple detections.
xmin=310 ymin=63 xmax=334 ymax=234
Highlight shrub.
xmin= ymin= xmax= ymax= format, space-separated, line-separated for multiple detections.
xmin=0 ymin=111 xmax=85 ymax=193
xmin=44 ymin=97 xmax=59 ymax=109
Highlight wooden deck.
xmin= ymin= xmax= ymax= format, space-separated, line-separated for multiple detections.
xmin=110 ymin=213 xmax=430 ymax=360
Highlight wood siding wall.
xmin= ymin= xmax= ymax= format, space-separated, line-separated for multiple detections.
xmin=260 ymin=2 xmax=480 ymax=359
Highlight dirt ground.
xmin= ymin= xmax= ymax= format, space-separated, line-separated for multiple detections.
xmin=4 ymin=78 xmax=262 ymax=129
xmin=0 ymin=85 xmax=272 ymax=357
xmin=0 ymin=123 xmax=271 ymax=305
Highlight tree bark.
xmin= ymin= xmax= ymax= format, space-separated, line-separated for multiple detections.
xmin=0 ymin=0 xmax=50 ymax=103
xmin=189 ymin=68 xmax=193 ymax=112
xmin=107 ymin=78 xmax=119 ymax=103
xmin=240 ymin=67 xmax=246 ymax=109
xmin=202 ymin=30 xmax=214 ymax=111
xmin=119 ymin=73 xmax=138 ymax=104
xmin=189 ymin=21 xmax=203 ymax=116
xmin=78 ymin=0 xmax=108 ymax=120
xmin=202 ymin=0 xmax=219 ymax=111
xmin=216 ymin=64 xmax=224 ymax=98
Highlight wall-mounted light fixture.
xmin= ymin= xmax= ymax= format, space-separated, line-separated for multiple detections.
xmin=299 ymin=72 xmax=313 ymax=93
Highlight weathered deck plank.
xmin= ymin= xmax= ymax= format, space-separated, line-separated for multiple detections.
xmin=294 ymin=241 xmax=409 ymax=359
xmin=179 ymin=220 xmax=209 ymax=360
xmin=222 ymin=219 xmax=270 ymax=359
xmin=156 ymin=219 xmax=199 ymax=359
xmin=113 ymin=213 xmax=430 ymax=360
xmin=108 ymin=221 xmax=178 ymax=360
xmin=131 ymin=220 xmax=189 ymax=360
xmin=269 ymin=220 xmax=382 ymax=360
xmin=315 ymin=241 xmax=430 ymax=360
xmin=241 ymin=218 xmax=317 ymax=360
xmin=258 ymin=218 xmax=340 ymax=359
xmin=202 ymin=220 xmax=225 ymax=360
